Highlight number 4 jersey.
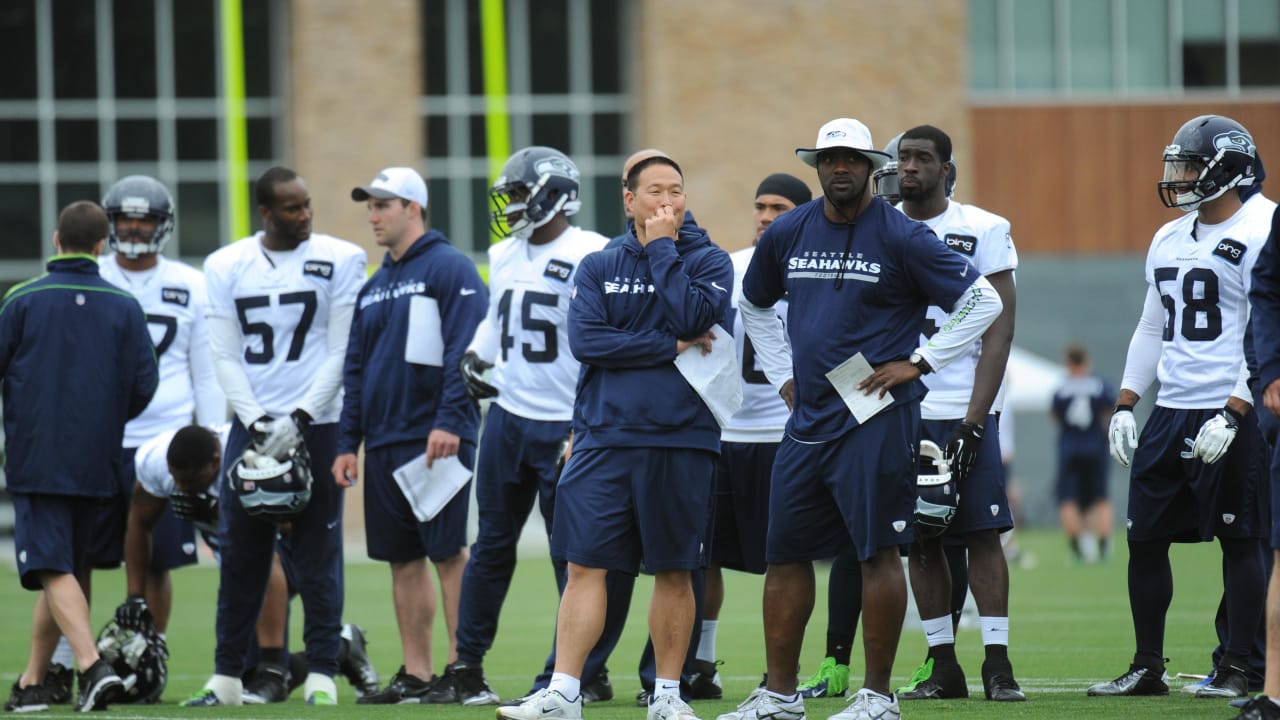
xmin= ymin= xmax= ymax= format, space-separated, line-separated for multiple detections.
xmin=203 ymin=232 xmax=366 ymax=423
xmin=469 ymin=225 xmax=609 ymax=421
xmin=1144 ymin=194 xmax=1277 ymax=407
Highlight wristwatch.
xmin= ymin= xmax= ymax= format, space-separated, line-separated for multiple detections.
xmin=909 ymin=351 xmax=933 ymax=375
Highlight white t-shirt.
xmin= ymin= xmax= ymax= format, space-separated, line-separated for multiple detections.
xmin=722 ymin=246 xmax=790 ymax=443
xmin=468 ymin=225 xmax=608 ymax=421
xmin=134 ymin=424 xmax=230 ymax=502
xmin=100 ymin=254 xmax=225 ymax=447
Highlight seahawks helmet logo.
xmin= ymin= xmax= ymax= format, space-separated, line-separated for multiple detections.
xmin=1213 ymin=131 xmax=1255 ymax=157
xmin=825 ymin=130 xmax=847 ymax=139
xmin=534 ymin=156 xmax=579 ymax=180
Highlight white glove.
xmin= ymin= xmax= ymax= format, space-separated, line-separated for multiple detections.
xmin=1109 ymin=409 xmax=1138 ymax=467
xmin=1191 ymin=409 xmax=1241 ymax=465
xmin=252 ymin=415 xmax=304 ymax=460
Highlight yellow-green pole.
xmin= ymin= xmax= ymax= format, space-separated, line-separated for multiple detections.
xmin=480 ymin=0 xmax=511 ymax=242
xmin=220 ymin=0 xmax=249 ymax=242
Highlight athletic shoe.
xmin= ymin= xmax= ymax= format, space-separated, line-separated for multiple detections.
xmin=899 ymin=661 xmax=967 ymax=700
xmin=1180 ymin=671 xmax=1214 ymax=695
xmin=5 ymin=680 xmax=56 ymax=713
xmin=1236 ymin=695 xmax=1280 ymax=720
xmin=43 ymin=664 xmax=73 ymax=705
xmin=894 ymin=658 xmax=933 ymax=696
xmin=688 ymin=659 xmax=724 ymax=700
xmin=714 ymin=687 xmax=805 ymax=720
xmin=287 ymin=652 xmax=307 ymax=695
xmin=356 ymin=666 xmax=434 ymax=704
xmin=797 ymin=656 xmax=850 ymax=699
xmin=980 ymin=658 xmax=1025 ymax=702
xmin=1086 ymin=665 xmax=1169 ymax=696
xmin=496 ymin=688 xmax=583 ymax=720
xmin=307 ymin=690 xmax=336 ymax=705
xmin=76 ymin=658 xmax=124 ymax=712
xmin=829 ymin=688 xmax=900 ymax=720
xmin=1197 ymin=664 xmax=1250 ymax=699
xmin=636 ymin=689 xmax=651 ymax=708
xmin=649 ymin=694 xmax=701 ymax=720
xmin=242 ymin=663 xmax=289 ymax=704
xmin=181 ymin=689 xmax=223 ymax=707
xmin=581 ymin=670 xmax=614 ymax=703
xmin=340 ymin=624 xmax=380 ymax=698
xmin=422 ymin=661 xmax=499 ymax=705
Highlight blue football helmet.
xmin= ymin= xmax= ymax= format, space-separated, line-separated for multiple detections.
xmin=489 ymin=146 xmax=582 ymax=239
xmin=1159 ymin=115 xmax=1257 ymax=212
xmin=232 ymin=444 xmax=312 ymax=521
xmin=102 ymin=175 xmax=175 ymax=258
xmin=915 ymin=439 xmax=959 ymax=540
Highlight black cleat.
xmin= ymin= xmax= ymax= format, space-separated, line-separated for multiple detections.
xmin=900 ymin=661 xmax=968 ymax=700
xmin=1087 ymin=664 xmax=1168 ymax=696
xmin=581 ymin=670 xmax=613 ymax=703
xmin=687 ymin=659 xmax=723 ymax=700
xmin=421 ymin=661 xmax=498 ymax=705
xmin=636 ymin=688 xmax=650 ymax=707
xmin=1236 ymin=695 xmax=1280 ymax=720
xmin=357 ymin=666 xmax=434 ymax=705
xmin=286 ymin=652 xmax=307 ymax=695
xmin=340 ymin=624 xmax=380 ymax=698
xmin=1197 ymin=664 xmax=1250 ymax=699
xmin=43 ymin=664 xmax=73 ymax=705
xmin=6 ymin=680 xmax=57 ymax=713
xmin=76 ymin=659 xmax=125 ymax=712
xmin=242 ymin=663 xmax=289 ymax=704
xmin=981 ymin=659 xmax=1025 ymax=702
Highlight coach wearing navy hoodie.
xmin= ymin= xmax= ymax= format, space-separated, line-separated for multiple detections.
xmin=503 ymin=155 xmax=731 ymax=720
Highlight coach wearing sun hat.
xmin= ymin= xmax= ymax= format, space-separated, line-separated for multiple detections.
xmin=717 ymin=118 xmax=1004 ymax=720
xmin=334 ymin=166 xmax=488 ymax=703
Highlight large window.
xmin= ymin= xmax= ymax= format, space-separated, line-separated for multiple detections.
xmin=421 ymin=0 xmax=632 ymax=255
xmin=971 ymin=0 xmax=1280 ymax=96
xmin=0 ymin=0 xmax=284 ymax=294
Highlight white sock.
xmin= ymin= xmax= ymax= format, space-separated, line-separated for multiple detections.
xmin=206 ymin=674 xmax=243 ymax=705
xmin=921 ymin=615 xmax=954 ymax=647
xmin=51 ymin=637 xmax=74 ymax=668
xmin=304 ymin=673 xmax=337 ymax=701
xmin=697 ymin=620 xmax=718 ymax=663
xmin=979 ymin=616 xmax=1009 ymax=647
xmin=548 ymin=673 xmax=580 ymax=701
xmin=654 ymin=678 xmax=681 ymax=699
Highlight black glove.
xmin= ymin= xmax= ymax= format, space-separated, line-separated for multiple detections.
xmin=945 ymin=420 xmax=985 ymax=484
xmin=114 ymin=595 xmax=154 ymax=632
xmin=170 ymin=490 xmax=219 ymax=525
xmin=460 ymin=352 xmax=498 ymax=400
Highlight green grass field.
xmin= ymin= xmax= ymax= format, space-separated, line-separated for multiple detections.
xmin=0 ymin=529 xmax=1245 ymax=719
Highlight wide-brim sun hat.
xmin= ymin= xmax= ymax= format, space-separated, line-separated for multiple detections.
xmin=796 ymin=117 xmax=891 ymax=171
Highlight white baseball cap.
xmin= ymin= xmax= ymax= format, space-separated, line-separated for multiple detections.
xmin=351 ymin=167 xmax=428 ymax=207
xmin=796 ymin=118 xmax=891 ymax=170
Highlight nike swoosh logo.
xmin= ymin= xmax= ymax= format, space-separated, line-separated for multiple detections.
xmin=711 ymin=281 xmax=727 ymax=292
xmin=925 ymin=628 xmax=943 ymax=636
xmin=326 ymin=520 xmax=339 ymax=530
xmin=460 ymin=288 xmax=477 ymax=296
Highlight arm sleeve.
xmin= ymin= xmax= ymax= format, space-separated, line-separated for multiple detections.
xmin=336 ymin=303 xmax=365 ymax=455
xmin=433 ymin=257 xmax=489 ymax=437
xmin=644 ymin=238 xmax=733 ymax=338
xmin=297 ymin=251 xmax=365 ymax=419
xmin=739 ymin=296 xmax=793 ymax=391
xmin=1251 ymin=206 xmax=1280 ymax=390
xmin=568 ymin=255 xmax=678 ymax=368
xmin=208 ymin=314 xmax=266 ymax=426
xmin=466 ymin=248 xmax=502 ymax=362
xmin=188 ymin=298 xmax=226 ymax=425
xmin=916 ymin=275 xmax=1004 ymax=371
xmin=1119 ymin=286 xmax=1165 ymax=398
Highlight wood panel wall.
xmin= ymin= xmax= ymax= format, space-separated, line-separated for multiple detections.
xmin=970 ymin=101 xmax=1280 ymax=253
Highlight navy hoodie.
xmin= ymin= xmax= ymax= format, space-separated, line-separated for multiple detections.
xmin=338 ymin=231 xmax=487 ymax=454
xmin=568 ymin=214 xmax=733 ymax=453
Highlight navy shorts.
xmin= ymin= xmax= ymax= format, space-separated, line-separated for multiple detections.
xmin=552 ymin=446 xmax=716 ymax=574
xmin=921 ymin=415 xmax=1013 ymax=535
xmin=1056 ymin=450 xmax=1110 ymax=508
xmin=363 ymin=440 xmax=473 ymax=563
xmin=90 ymin=447 xmax=199 ymax=570
xmin=767 ymin=403 xmax=919 ymax=563
xmin=1128 ymin=406 xmax=1265 ymax=542
xmin=711 ymin=441 xmax=777 ymax=574
xmin=12 ymin=493 xmax=99 ymax=590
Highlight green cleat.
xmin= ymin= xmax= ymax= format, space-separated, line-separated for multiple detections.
xmin=895 ymin=658 xmax=934 ymax=696
xmin=798 ymin=656 xmax=851 ymax=698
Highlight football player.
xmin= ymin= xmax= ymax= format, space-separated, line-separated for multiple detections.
xmin=183 ymin=166 xmax=366 ymax=706
xmin=1089 ymin=114 xmax=1274 ymax=700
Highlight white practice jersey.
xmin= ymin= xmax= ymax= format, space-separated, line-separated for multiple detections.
xmin=135 ymin=424 xmax=230 ymax=501
xmin=1144 ymin=195 xmax=1276 ymax=407
xmin=468 ymin=225 xmax=608 ymax=421
xmin=100 ymin=254 xmax=225 ymax=447
xmin=912 ymin=200 xmax=1018 ymax=420
xmin=723 ymin=246 xmax=790 ymax=443
xmin=204 ymin=232 xmax=366 ymax=422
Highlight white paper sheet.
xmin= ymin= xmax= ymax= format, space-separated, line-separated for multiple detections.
xmin=674 ymin=323 xmax=743 ymax=427
xmin=405 ymin=295 xmax=444 ymax=366
xmin=391 ymin=453 xmax=472 ymax=522
xmin=825 ymin=352 xmax=894 ymax=424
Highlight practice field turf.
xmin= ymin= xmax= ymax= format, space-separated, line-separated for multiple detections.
xmin=0 ymin=529 xmax=1246 ymax=718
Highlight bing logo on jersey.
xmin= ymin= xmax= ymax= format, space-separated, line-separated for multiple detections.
xmin=303 ymin=260 xmax=334 ymax=279
xmin=161 ymin=287 xmax=190 ymax=306
xmin=545 ymin=259 xmax=574 ymax=282
xmin=944 ymin=234 xmax=978 ymax=257
xmin=1213 ymin=238 xmax=1246 ymax=266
